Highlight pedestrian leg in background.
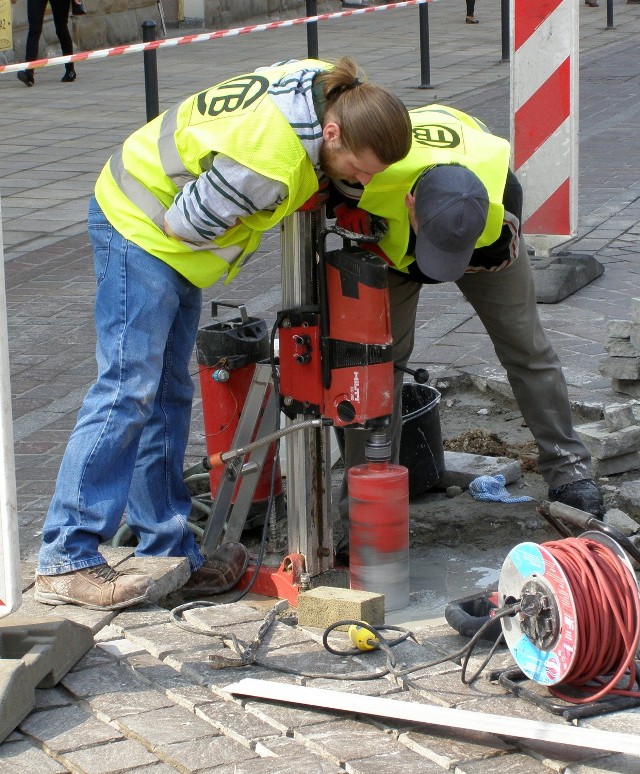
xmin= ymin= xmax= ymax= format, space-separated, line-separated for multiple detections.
xmin=466 ymin=0 xmax=479 ymax=24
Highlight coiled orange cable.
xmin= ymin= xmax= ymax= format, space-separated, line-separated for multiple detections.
xmin=542 ymin=537 xmax=640 ymax=704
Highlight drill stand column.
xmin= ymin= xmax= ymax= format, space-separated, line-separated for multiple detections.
xmin=280 ymin=212 xmax=334 ymax=578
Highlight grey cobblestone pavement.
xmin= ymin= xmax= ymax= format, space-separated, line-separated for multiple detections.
xmin=3 ymin=1 xmax=640 ymax=771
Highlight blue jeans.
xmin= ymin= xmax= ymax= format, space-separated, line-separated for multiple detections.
xmin=38 ymin=198 xmax=205 ymax=575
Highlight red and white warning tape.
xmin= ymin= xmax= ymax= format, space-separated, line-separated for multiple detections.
xmin=0 ymin=1 xmax=430 ymax=75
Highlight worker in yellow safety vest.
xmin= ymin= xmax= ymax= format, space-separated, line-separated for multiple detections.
xmin=34 ymin=57 xmax=412 ymax=611
xmin=332 ymin=104 xmax=603 ymax=563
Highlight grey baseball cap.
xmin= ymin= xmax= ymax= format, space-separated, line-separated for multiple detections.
xmin=414 ymin=165 xmax=490 ymax=282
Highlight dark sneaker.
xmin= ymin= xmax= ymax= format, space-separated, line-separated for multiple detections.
xmin=181 ymin=542 xmax=249 ymax=598
xmin=34 ymin=564 xmax=154 ymax=610
xmin=548 ymin=479 xmax=604 ymax=518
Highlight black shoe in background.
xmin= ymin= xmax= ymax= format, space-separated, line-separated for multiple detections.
xmin=548 ymin=479 xmax=604 ymax=519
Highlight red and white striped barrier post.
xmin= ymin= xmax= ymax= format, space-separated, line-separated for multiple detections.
xmin=0 ymin=195 xmax=21 ymax=619
xmin=511 ymin=0 xmax=578 ymax=254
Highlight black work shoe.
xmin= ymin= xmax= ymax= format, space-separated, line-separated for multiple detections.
xmin=17 ymin=70 xmax=34 ymax=87
xmin=61 ymin=69 xmax=76 ymax=83
xmin=181 ymin=542 xmax=249 ymax=597
xmin=548 ymin=479 xmax=604 ymax=519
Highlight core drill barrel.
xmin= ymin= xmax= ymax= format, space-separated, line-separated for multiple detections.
xmin=348 ymin=459 xmax=410 ymax=611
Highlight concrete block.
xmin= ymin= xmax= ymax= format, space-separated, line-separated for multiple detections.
xmin=297 ymin=586 xmax=384 ymax=629
xmin=612 ymin=379 xmax=640 ymax=398
xmin=531 ymin=253 xmax=604 ymax=304
xmin=603 ymin=509 xmax=640 ymax=536
xmin=607 ymin=319 xmax=632 ymax=339
xmin=593 ymin=450 xmax=640 ymax=477
xmin=576 ymin=420 xmax=640 ymax=458
xmin=617 ymin=480 xmax=640 ymax=519
xmin=439 ymin=451 xmax=522 ymax=489
xmin=603 ymin=401 xmax=640 ymax=432
xmin=598 ymin=356 xmax=640 ymax=381
xmin=631 ymin=297 xmax=640 ymax=324
xmin=631 ymin=322 xmax=640 ymax=352
xmin=604 ymin=338 xmax=638 ymax=357
xmin=0 ymin=617 xmax=94 ymax=743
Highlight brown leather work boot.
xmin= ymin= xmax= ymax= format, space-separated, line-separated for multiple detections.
xmin=181 ymin=542 xmax=249 ymax=598
xmin=35 ymin=564 xmax=154 ymax=610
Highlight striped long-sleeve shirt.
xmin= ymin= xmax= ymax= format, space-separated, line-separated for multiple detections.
xmin=164 ymin=66 xmax=324 ymax=245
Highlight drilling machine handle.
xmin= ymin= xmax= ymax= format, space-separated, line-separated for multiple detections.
xmin=395 ymin=363 xmax=430 ymax=384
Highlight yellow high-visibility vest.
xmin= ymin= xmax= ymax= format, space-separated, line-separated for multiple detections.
xmin=359 ymin=104 xmax=511 ymax=272
xmin=95 ymin=60 xmax=329 ymax=287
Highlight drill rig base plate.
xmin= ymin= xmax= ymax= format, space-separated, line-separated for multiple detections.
xmin=235 ymin=553 xmax=306 ymax=607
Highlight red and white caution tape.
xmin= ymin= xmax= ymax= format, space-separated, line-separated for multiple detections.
xmin=0 ymin=1 xmax=430 ymax=75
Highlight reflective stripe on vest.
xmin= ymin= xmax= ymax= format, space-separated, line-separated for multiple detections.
xmin=109 ymin=104 xmax=190 ymax=229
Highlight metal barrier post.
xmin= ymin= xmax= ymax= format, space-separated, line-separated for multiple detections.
xmin=418 ymin=2 xmax=432 ymax=89
xmin=606 ymin=0 xmax=614 ymax=30
xmin=0 ymin=194 xmax=21 ymax=618
xmin=501 ymin=0 xmax=509 ymax=62
xmin=142 ymin=20 xmax=160 ymax=122
xmin=306 ymin=0 xmax=319 ymax=59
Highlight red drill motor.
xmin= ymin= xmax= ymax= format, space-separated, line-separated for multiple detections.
xmin=278 ymin=226 xmax=394 ymax=429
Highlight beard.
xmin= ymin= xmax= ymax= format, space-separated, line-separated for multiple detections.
xmin=319 ymin=142 xmax=356 ymax=183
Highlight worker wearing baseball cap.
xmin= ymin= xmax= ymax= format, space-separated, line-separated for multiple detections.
xmin=333 ymin=104 xmax=603 ymax=562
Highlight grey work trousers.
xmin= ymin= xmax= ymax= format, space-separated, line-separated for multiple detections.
xmin=338 ymin=241 xmax=593 ymax=529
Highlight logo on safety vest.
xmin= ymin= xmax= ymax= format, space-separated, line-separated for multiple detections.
xmin=197 ymin=75 xmax=269 ymax=118
xmin=413 ymin=124 xmax=461 ymax=149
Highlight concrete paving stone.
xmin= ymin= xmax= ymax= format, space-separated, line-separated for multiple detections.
xmin=111 ymin=608 xmax=227 ymax=659
xmin=248 ymin=640 xmax=363 ymax=679
xmin=156 ymin=733 xmax=258 ymax=772
xmin=86 ymin=686 xmax=175 ymax=722
xmin=455 ymin=753 xmax=551 ymax=773
xmin=178 ymin=603 xmax=266 ymax=628
xmin=517 ymin=737 xmax=612 ymax=772
xmin=73 ymin=645 xmax=122 ymax=671
xmin=401 ymin=726 xmax=513 ymax=768
xmin=194 ymin=700 xmax=281 ymax=746
xmin=243 ymin=698 xmax=344 ymax=735
xmin=293 ymin=716 xmax=420 ymax=767
xmin=567 ymin=753 xmax=640 ymax=773
xmin=346 ymin=747 xmax=448 ymax=774
xmin=0 ymin=736 xmax=68 ymax=772
xmin=33 ymin=686 xmax=75 ymax=711
xmin=579 ymin=419 xmax=640 ymax=457
xmin=18 ymin=704 xmax=123 ymax=753
xmin=210 ymin=755 xmax=344 ymax=774
xmin=97 ymin=637 xmax=148 ymax=658
xmin=59 ymin=738 xmax=159 ymax=773
xmin=119 ymin=651 xmax=222 ymax=711
xmin=580 ymin=705 xmax=640 ymax=736
xmin=114 ymin=703 xmax=219 ymax=747
xmin=116 ymin=766 xmax=178 ymax=773
xmin=403 ymin=668 xmax=508 ymax=708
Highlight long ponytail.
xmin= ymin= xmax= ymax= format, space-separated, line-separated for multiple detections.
xmin=316 ymin=57 xmax=411 ymax=165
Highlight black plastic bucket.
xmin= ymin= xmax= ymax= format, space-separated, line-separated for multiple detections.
xmin=399 ymin=383 xmax=445 ymax=497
